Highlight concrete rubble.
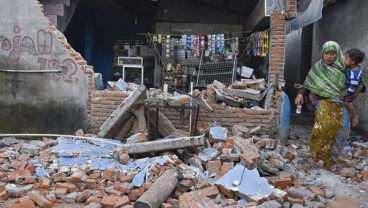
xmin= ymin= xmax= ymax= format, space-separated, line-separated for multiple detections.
xmin=0 ymin=124 xmax=367 ymax=208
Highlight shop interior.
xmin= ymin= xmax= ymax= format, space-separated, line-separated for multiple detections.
xmin=64 ymin=0 xmax=269 ymax=92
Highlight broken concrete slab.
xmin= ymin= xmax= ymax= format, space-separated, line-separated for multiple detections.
xmin=215 ymin=164 xmax=274 ymax=198
xmin=232 ymin=124 xmax=249 ymax=138
xmin=2 ymin=137 xmax=19 ymax=146
xmin=98 ymin=85 xmax=147 ymax=139
xmin=209 ymin=126 xmax=228 ymax=140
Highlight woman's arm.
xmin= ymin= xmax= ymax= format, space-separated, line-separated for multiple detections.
xmin=294 ymin=83 xmax=306 ymax=106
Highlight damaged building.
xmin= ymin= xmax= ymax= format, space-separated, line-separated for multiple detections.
xmin=0 ymin=0 xmax=367 ymax=207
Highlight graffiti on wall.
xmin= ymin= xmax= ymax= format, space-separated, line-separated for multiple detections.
xmin=0 ymin=26 xmax=78 ymax=84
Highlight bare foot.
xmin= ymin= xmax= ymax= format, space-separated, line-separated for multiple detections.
xmin=352 ymin=115 xmax=359 ymax=127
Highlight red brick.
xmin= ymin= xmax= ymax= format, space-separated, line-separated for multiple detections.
xmin=118 ymin=182 xmax=134 ymax=193
xmin=18 ymin=153 xmax=30 ymax=161
xmin=308 ymin=186 xmax=324 ymax=196
xmin=197 ymin=182 xmax=209 ymax=189
xmin=328 ymin=196 xmax=359 ymax=208
xmin=28 ymin=191 xmax=52 ymax=208
xmin=55 ymin=182 xmax=78 ymax=192
xmin=86 ymin=197 xmax=102 ymax=205
xmin=195 ymin=186 xmax=219 ymax=198
xmin=178 ymin=195 xmax=190 ymax=208
xmin=293 ymin=181 xmax=304 ymax=188
xmin=219 ymin=162 xmax=234 ymax=176
xmin=102 ymin=195 xmax=117 ymax=208
xmin=244 ymin=202 xmax=258 ymax=207
xmin=175 ymin=185 xmax=188 ymax=193
xmin=102 ymin=195 xmax=129 ymax=208
xmin=0 ymin=191 xmax=8 ymax=201
xmin=23 ymin=176 xmax=37 ymax=184
xmin=39 ymin=177 xmax=51 ymax=189
xmin=16 ymin=198 xmax=36 ymax=208
xmin=141 ymin=182 xmax=152 ymax=191
xmin=115 ymin=196 xmax=130 ymax=207
xmin=103 ymin=168 xmax=116 ymax=181
xmin=0 ymin=183 xmax=5 ymax=192
xmin=273 ymin=178 xmax=293 ymax=189
xmin=288 ymin=197 xmax=304 ymax=205
xmin=165 ymin=198 xmax=179 ymax=207
xmin=54 ymin=188 xmax=68 ymax=199
xmin=128 ymin=188 xmax=145 ymax=202
xmin=109 ymin=189 xmax=123 ymax=196
xmin=65 ymin=171 xmax=86 ymax=183
xmin=85 ymin=179 xmax=97 ymax=189
xmin=161 ymin=203 xmax=173 ymax=208
xmin=51 ymin=172 xmax=66 ymax=182
xmin=361 ymin=170 xmax=368 ymax=178
xmin=217 ymin=185 xmax=235 ymax=198
xmin=10 ymin=160 xmax=27 ymax=170
xmin=89 ymin=172 xmax=101 ymax=179
xmin=7 ymin=170 xmax=31 ymax=182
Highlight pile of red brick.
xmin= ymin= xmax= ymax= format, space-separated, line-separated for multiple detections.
xmin=0 ymin=132 xmax=367 ymax=208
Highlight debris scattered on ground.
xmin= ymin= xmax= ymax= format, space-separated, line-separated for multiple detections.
xmin=0 ymin=123 xmax=367 ymax=207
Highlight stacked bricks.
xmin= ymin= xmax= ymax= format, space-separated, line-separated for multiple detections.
xmin=160 ymin=100 xmax=276 ymax=135
xmin=86 ymin=66 xmax=95 ymax=128
xmin=269 ymin=13 xmax=286 ymax=83
xmin=89 ymin=91 xmax=129 ymax=134
xmin=286 ymin=0 xmax=297 ymax=19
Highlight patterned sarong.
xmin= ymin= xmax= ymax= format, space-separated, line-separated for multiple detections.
xmin=308 ymin=99 xmax=350 ymax=169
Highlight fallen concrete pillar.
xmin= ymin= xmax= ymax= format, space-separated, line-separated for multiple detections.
xmin=98 ymin=85 xmax=147 ymax=139
xmin=134 ymin=169 xmax=178 ymax=208
xmin=116 ymin=135 xmax=205 ymax=155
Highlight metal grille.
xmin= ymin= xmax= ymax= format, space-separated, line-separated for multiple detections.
xmin=158 ymin=36 xmax=239 ymax=89
xmin=196 ymin=38 xmax=238 ymax=87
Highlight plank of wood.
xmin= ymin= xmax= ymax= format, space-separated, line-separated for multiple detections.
xmin=98 ymin=85 xmax=147 ymax=138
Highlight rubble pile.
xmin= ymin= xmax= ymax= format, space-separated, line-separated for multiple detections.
xmin=0 ymin=126 xmax=367 ymax=208
xmin=208 ymin=79 xmax=272 ymax=109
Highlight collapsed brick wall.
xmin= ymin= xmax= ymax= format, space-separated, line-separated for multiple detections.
xmin=89 ymin=91 xmax=129 ymax=134
xmin=160 ymin=101 xmax=277 ymax=135
xmin=89 ymin=95 xmax=276 ymax=136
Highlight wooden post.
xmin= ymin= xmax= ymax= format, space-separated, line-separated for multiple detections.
xmin=134 ymin=169 xmax=179 ymax=208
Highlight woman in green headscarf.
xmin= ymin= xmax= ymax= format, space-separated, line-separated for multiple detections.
xmin=294 ymin=41 xmax=350 ymax=169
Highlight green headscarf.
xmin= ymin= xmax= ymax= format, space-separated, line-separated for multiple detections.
xmin=303 ymin=41 xmax=346 ymax=99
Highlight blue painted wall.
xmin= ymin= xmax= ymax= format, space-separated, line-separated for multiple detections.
xmin=64 ymin=0 xmax=152 ymax=84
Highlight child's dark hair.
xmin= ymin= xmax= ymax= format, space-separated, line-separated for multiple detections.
xmin=346 ymin=48 xmax=365 ymax=64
